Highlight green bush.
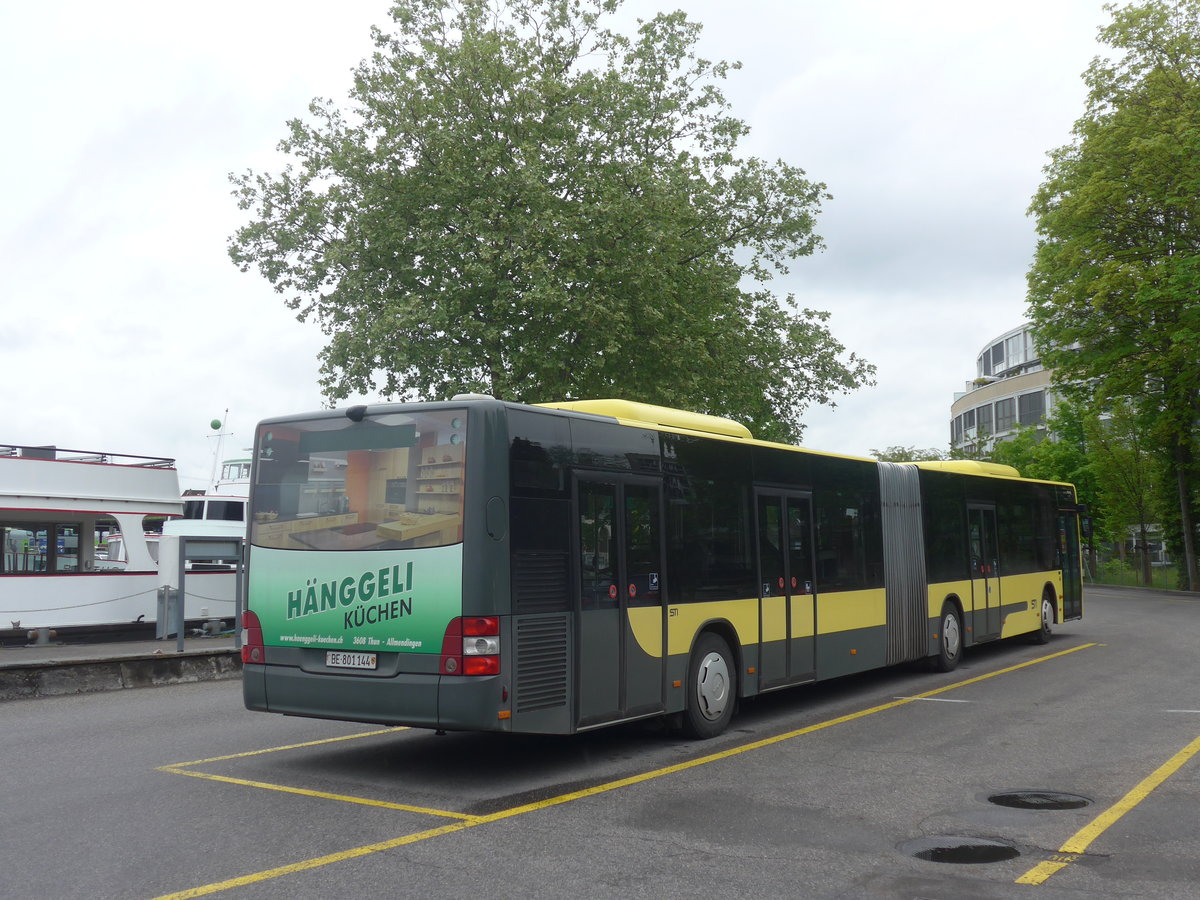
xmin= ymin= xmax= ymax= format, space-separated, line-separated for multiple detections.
xmin=1092 ymin=559 xmax=1178 ymax=589
xmin=1095 ymin=559 xmax=1133 ymax=583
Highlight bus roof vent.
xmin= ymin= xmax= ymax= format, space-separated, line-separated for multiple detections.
xmin=450 ymin=393 xmax=496 ymax=401
xmin=911 ymin=460 xmax=1022 ymax=478
xmin=535 ymin=399 xmax=752 ymax=440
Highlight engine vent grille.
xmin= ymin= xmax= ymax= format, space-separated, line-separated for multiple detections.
xmin=512 ymin=551 xmax=569 ymax=614
xmin=514 ymin=615 xmax=569 ymax=713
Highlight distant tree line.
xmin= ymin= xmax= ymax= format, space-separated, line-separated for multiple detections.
xmin=879 ymin=1 xmax=1200 ymax=590
xmin=1025 ymin=0 xmax=1200 ymax=590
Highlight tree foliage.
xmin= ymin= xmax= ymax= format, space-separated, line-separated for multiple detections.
xmin=987 ymin=400 xmax=1100 ymax=512
xmin=869 ymin=445 xmax=946 ymax=462
xmin=1026 ymin=0 xmax=1200 ymax=587
xmin=229 ymin=0 xmax=874 ymax=443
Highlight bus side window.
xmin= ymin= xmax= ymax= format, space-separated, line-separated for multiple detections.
xmin=579 ymin=483 xmax=616 ymax=609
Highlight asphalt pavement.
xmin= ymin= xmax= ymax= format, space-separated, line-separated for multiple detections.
xmin=5 ymin=586 xmax=1198 ymax=899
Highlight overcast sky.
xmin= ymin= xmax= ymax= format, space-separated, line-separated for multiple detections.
xmin=1 ymin=0 xmax=1113 ymax=489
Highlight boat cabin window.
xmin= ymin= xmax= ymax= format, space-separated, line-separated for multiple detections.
xmin=182 ymin=499 xmax=245 ymax=522
xmin=221 ymin=461 xmax=252 ymax=482
xmin=2 ymin=524 xmax=41 ymax=572
xmin=206 ymin=500 xmax=244 ymax=522
xmin=97 ymin=516 xmax=164 ymax=568
xmin=2 ymin=523 xmax=82 ymax=573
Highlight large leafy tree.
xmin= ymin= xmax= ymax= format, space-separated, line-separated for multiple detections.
xmin=1027 ymin=0 xmax=1200 ymax=588
xmin=229 ymin=0 xmax=873 ymax=443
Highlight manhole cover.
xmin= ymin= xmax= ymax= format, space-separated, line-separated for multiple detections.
xmin=900 ymin=836 xmax=1020 ymax=864
xmin=988 ymin=790 xmax=1091 ymax=810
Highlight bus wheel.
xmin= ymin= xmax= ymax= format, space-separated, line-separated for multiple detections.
xmin=1031 ymin=590 xmax=1054 ymax=645
xmin=934 ymin=603 xmax=962 ymax=672
xmin=682 ymin=633 xmax=736 ymax=739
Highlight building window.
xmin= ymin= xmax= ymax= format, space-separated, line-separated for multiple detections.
xmin=1018 ymin=390 xmax=1045 ymax=426
xmin=1005 ymin=333 xmax=1027 ymax=369
xmin=976 ymin=404 xmax=992 ymax=436
xmin=979 ymin=341 xmax=1005 ymax=377
xmin=995 ymin=398 xmax=1016 ymax=432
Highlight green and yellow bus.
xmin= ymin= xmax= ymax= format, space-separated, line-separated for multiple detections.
xmin=241 ymin=397 xmax=1083 ymax=738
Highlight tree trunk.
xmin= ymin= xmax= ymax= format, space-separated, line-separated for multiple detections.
xmin=1138 ymin=524 xmax=1152 ymax=586
xmin=1173 ymin=442 xmax=1200 ymax=592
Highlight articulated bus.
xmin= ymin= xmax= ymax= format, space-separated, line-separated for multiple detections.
xmin=241 ymin=397 xmax=1083 ymax=738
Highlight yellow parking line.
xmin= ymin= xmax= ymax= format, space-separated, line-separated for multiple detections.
xmin=158 ymin=726 xmax=473 ymax=821
xmin=159 ymin=766 xmax=479 ymax=821
xmin=163 ymin=727 xmax=402 ymax=769
xmin=156 ymin=642 xmax=1097 ymax=899
xmin=1016 ymin=732 xmax=1200 ymax=885
xmin=154 ymin=821 xmax=478 ymax=900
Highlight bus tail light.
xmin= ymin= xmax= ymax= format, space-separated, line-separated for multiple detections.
xmin=440 ymin=616 xmax=500 ymax=675
xmin=241 ymin=609 xmax=265 ymax=664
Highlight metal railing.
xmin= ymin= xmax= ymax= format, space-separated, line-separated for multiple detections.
xmin=0 ymin=444 xmax=175 ymax=468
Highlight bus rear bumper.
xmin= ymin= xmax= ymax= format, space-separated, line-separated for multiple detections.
xmin=242 ymin=663 xmax=509 ymax=732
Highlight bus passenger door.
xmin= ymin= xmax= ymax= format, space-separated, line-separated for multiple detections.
xmin=1057 ymin=512 xmax=1083 ymax=620
xmin=756 ymin=491 xmax=815 ymax=689
xmin=968 ymin=505 xmax=1001 ymax=638
xmin=574 ymin=476 xmax=665 ymax=728
xmin=621 ymin=481 xmax=665 ymax=716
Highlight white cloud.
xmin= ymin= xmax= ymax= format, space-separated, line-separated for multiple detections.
xmin=0 ymin=0 xmax=1112 ymax=482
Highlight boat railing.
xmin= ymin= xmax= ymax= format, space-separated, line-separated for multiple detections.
xmin=0 ymin=444 xmax=176 ymax=468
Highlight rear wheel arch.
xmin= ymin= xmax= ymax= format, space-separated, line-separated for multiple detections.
xmin=934 ymin=598 xmax=964 ymax=672
xmin=1042 ymin=582 xmax=1059 ymax=625
xmin=689 ymin=620 xmax=743 ymax=694
xmin=682 ymin=629 xmax=738 ymax=739
xmin=941 ymin=594 xmax=966 ymax=644
xmin=1031 ymin=584 xmax=1056 ymax=644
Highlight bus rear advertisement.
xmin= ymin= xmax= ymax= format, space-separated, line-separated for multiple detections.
xmin=241 ymin=397 xmax=1083 ymax=739
xmin=253 ymin=548 xmax=452 ymax=649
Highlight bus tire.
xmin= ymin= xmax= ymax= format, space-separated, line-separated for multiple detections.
xmin=682 ymin=632 xmax=736 ymax=739
xmin=934 ymin=602 xmax=962 ymax=673
xmin=1031 ymin=589 xmax=1054 ymax=645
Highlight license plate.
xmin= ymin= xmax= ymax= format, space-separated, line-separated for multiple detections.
xmin=326 ymin=651 xmax=377 ymax=670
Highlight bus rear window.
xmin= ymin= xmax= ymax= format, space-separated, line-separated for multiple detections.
xmin=250 ymin=410 xmax=466 ymax=551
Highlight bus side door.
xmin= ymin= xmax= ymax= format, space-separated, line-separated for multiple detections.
xmin=756 ymin=490 xmax=816 ymax=688
xmin=574 ymin=476 xmax=665 ymax=728
xmin=968 ymin=505 xmax=1002 ymax=638
xmin=1057 ymin=511 xmax=1083 ymax=620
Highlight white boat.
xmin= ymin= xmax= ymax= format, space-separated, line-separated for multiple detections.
xmin=158 ymin=458 xmax=247 ymax=629
xmin=1 ymin=443 xmax=182 ymax=636
xmin=0 ymin=444 xmax=246 ymax=640
xmin=165 ymin=457 xmax=250 ymax=545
